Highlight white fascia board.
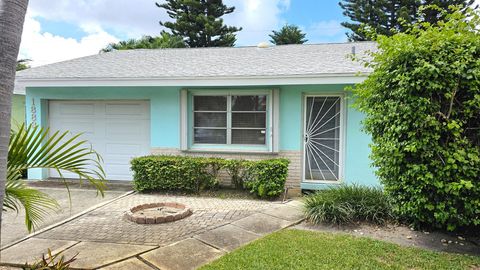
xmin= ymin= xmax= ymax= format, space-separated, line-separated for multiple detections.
xmin=17 ymin=73 xmax=368 ymax=88
xmin=13 ymin=80 xmax=26 ymax=95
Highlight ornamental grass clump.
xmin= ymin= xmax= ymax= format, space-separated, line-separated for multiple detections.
xmin=353 ymin=7 xmax=480 ymax=231
xmin=304 ymin=185 xmax=394 ymax=225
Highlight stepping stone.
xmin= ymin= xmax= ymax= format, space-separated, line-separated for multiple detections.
xmin=261 ymin=205 xmax=305 ymax=222
xmin=60 ymin=241 xmax=155 ymax=269
xmin=100 ymin=258 xmax=154 ymax=270
xmin=195 ymin=224 xmax=260 ymax=251
xmin=231 ymin=213 xmax=292 ymax=235
xmin=141 ymin=238 xmax=224 ymax=270
xmin=0 ymin=238 xmax=78 ymax=265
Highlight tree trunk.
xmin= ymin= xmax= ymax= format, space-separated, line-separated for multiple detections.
xmin=0 ymin=0 xmax=29 ymax=250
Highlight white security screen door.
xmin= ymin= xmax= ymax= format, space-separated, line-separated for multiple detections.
xmin=303 ymin=96 xmax=343 ymax=182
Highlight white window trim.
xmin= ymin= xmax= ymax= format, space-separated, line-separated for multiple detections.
xmin=180 ymin=89 xmax=188 ymax=150
xmin=180 ymin=89 xmax=279 ymax=153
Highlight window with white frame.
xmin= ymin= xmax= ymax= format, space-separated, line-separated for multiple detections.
xmin=193 ymin=95 xmax=267 ymax=145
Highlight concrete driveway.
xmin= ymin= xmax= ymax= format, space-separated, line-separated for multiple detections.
xmin=1 ymin=184 xmax=128 ymax=247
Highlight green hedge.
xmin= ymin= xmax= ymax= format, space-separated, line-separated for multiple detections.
xmin=131 ymin=155 xmax=220 ymax=193
xmin=131 ymin=155 xmax=290 ymax=198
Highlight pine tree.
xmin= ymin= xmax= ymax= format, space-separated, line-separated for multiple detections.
xmin=340 ymin=0 xmax=389 ymax=41
xmin=419 ymin=0 xmax=476 ymax=23
xmin=339 ymin=0 xmax=477 ymax=41
xmin=269 ymin=24 xmax=308 ymax=45
xmin=157 ymin=0 xmax=242 ymax=47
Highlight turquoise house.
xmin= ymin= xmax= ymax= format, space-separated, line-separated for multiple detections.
xmin=16 ymin=42 xmax=377 ymax=191
xmin=11 ymin=80 xmax=27 ymax=131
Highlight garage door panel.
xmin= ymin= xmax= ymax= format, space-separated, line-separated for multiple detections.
xmin=51 ymin=121 xmax=96 ymax=137
xmin=105 ymin=103 xmax=149 ymax=118
xmin=53 ymin=103 xmax=96 ymax=116
xmin=105 ymin=121 xmax=148 ymax=139
xmin=49 ymin=100 xmax=150 ymax=181
xmin=105 ymin=143 xmax=142 ymax=155
xmin=104 ymin=163 xmax=133 ymax=180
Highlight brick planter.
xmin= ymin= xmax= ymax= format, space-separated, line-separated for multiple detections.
xmin=125 ymin=202 xmax=192 ymax=224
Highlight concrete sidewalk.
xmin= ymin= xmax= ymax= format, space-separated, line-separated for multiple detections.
xmin=0 ymin=193 xmax=304 ymax=270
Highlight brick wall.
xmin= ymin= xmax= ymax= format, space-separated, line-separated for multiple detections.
xmin=150 ymin=148 xmax=302 ymax=189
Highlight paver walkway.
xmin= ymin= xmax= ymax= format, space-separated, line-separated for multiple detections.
xmin=0 ymin=193 xmax=304 ymax=269
xmin=1 ymin=187 xmax=126 ymax=247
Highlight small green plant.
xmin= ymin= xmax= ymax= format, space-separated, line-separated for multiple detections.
xmin=244 ymin=158 xmax=290 ymax=198
xmin=304 ymin=185 xmax=394 ymax=225
xmin=23 ymin=249 xmax=77 ymax=270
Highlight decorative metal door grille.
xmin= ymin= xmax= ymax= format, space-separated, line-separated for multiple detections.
xmin=303 ymin=96 xmax=342 ymax=181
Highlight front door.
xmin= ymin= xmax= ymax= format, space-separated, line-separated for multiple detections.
xmin=303 ymin=96 xmax=343 ymax=182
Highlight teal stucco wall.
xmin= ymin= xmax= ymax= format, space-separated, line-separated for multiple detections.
xmin=11 ymin=94 xmax=25 ymax=131
xmin=26 ymin=85 xmax=377 ymax=187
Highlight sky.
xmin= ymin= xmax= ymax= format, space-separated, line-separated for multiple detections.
xmin=19 ymin=0 xmax=480 ymax=67
xmin=19 ymin=0 xmax=349 ymax=67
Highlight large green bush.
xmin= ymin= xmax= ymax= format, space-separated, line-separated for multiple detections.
xmin=354 ymin=8 xmax=480 ymax=230
xmin=304 ymin=185 xmax=394 ymax=225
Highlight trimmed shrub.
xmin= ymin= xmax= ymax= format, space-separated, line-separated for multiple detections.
xmin=304 ymin=185 xmax=394 ymax=225
xmin=203 ymin=157 xmax=225 ymax=188
xmin=244 ymin=158 xmax=290 ymax=198
xmin=224 ymin=159 xmax=252 ymax=190
xmin=131 ymin=155 xmax=221 ymax=193
xmin=353 ymin=8 xmax=480 ymax=231
xmin=131 ymin=155 xmax=290 ymax=198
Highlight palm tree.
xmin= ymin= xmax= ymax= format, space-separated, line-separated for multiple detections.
xmin=0 ymin=0 xmax=106 ymax=236
xmin=7 ymin=124 xmax=106 ymax=232
xmin=100 ymin=32 xmax=186 ymax=52
xmin=0 ymin=0 xmax=30 ymax=242
xmin=16 ymin=59 xmax=31 ymax=71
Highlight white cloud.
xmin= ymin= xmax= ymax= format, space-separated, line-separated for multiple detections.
xmin=19 ymin=14 xmax=119 ymax=66
xmin=27 ymin=0 xmax=167 ymax=38
xmin=223 ymin=0 xmax=290 ymax=46
xmin=19 ymin=0 xmax=291 ymax=66
xmin=305 ymin=20 xmax=347 ymax=43
xmin=26 ymin=0 xmax=292 ymax=44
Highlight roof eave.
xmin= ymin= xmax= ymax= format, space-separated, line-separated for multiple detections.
xmin=16 ymin=73 xmax=369 ymax=88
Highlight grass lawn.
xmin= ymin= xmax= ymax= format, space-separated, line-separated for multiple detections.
xmin=201 ymin=229 xmax=480 ymax=270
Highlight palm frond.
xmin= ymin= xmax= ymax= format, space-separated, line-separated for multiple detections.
xmin=4 ymin=176 xmax=59 ymax=232
xmin=7 ymin=124 xmax=106 ymax=232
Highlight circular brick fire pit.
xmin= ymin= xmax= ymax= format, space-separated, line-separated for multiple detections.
xmin=125 ymin=202 xmax=192 ymax=224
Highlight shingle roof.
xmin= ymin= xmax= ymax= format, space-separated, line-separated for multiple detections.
xmin=16 ymin=42 xmax=375 ymax=81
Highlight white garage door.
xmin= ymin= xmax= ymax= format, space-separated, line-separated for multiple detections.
xmin=49 ymin=100 xmax=150 ymax=181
